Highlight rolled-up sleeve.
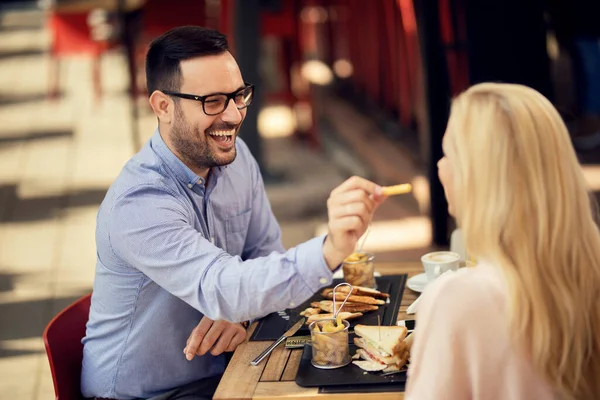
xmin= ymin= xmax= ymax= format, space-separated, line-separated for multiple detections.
xmin=109 ymin=185 xmax=333 ymax=323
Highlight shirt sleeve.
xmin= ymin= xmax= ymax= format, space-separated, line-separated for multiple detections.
xmin=108 ymin=185 xmax=334 ymax=323
xmin=241 ymin=149 xmax=285 ymax=259
xmin=405 ymin=271 xmax=506 ymax=400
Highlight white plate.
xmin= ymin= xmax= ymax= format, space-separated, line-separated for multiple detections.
xmin=407 ymin=272 xmax=428 ymax=293
xmin=332 ymin=270 xmax=382 ymax=280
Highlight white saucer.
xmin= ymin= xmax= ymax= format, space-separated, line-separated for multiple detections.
xmin=407 ymin=273 xmax=428 ymax=293
xmin=332 ymin=270 xmax=382 ymax=280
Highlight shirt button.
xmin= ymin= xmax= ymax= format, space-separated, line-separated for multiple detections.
xmin=289 ymin=302 xmax=295 ymax=307
xmin=319 ymin=277 xmax=327 ymax=284
xmin=187 ymin=183 xmax=193 ymax=189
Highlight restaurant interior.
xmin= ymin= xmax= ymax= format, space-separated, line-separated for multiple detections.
xmin=0 ymin=0 xmax=599 ymax=398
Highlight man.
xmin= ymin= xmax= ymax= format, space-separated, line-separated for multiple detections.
xmin=81 ymin=26 xmax=385 ymax=400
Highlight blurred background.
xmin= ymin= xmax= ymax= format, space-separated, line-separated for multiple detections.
xmin=0 ymin=0 xmax=599 ymax=398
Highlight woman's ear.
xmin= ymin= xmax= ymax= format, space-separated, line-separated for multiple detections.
xmin=149 ymin=91 xmax=173 ymax=124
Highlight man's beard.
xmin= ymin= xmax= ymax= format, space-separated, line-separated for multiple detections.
xmin=171 ymin=104 xmax=238 ymax=171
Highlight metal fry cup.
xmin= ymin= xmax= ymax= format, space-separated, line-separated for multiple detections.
xmin=309 ymin=318 xmax=351 ymax=369
xmin=342 ymin=252 xmax=376 ymax=289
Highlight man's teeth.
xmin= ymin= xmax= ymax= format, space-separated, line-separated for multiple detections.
xmin=209 ymin=130 xmax=235 ymax=137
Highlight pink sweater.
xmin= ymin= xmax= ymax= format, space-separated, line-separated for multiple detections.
xmin=405 ymin=263 xmax=559 ymax=399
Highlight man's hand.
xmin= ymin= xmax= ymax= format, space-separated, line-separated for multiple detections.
xmin=323 ymin=176 xmax=386 ymax=270
xmin=184 ymin=316 xmax=247 ymax=361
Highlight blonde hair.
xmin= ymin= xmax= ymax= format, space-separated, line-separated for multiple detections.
xmin=446 ymin=83 xmax=600 ymax=399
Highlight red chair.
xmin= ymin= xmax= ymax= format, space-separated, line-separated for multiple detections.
xmin=46 ymin=11 xmax=112 ymax=102
xmin=43 ymin=294 xmax=92 ymax=400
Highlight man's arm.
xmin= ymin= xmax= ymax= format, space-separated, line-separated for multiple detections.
xmin=109 ymin=176 xmax=384 ymax=323
xmin=109 ymin=184 xmax=331 ymax=323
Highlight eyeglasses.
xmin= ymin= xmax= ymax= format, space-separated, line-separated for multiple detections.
xmin=162 ymin=83 xmax=254 ymax=116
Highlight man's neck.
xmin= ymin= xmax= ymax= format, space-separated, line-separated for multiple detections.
xmin=193 ymin=166 xmax=210 ymax=181
xmin=158 ymin=128 xmax=210 ymax=180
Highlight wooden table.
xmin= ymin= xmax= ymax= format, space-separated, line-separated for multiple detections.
xmin=213 ymin=262 xmax=423 ymax=400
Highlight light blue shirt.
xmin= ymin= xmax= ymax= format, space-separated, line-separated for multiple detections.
xmin=81 ymin=130 xmax=334 ymax=399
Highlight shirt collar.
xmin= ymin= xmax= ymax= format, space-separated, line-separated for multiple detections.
xmin=151 ymin=129 xmax=204 ymax=188
xmin=150 ymin=129 xmax=228 ymax=188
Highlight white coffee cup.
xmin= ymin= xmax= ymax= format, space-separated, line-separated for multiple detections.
xmin=421 ymin=251 xmax=460 ymax=283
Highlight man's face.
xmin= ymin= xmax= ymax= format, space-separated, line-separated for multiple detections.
xmin=170 ymin=52 xmax=247 ymax=172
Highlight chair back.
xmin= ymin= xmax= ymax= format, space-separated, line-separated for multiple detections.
xmin=43 ymin=294 xmax=92 ymax=400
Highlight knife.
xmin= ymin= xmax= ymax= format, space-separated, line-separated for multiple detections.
xmin=250 ymin=317 xmax=305 ymax=366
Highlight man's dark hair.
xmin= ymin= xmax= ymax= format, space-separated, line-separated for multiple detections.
xmin=145 ymin=26 xmax=229 ymax=95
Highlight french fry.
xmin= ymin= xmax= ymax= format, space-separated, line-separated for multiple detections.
xmin=382 ymin=183 xmax=412 ymax=196
xmin=344 ymin=252 xmax=369 ymax=263
xmin=320 ymin=319 xmax=345 ymax=333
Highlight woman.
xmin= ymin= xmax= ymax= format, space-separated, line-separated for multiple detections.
xmin=405 ymin=83 xmax=600 ymax=399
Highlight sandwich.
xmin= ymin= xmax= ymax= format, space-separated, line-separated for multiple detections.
xmin=352 ymin=324 xmax=412 ymax=373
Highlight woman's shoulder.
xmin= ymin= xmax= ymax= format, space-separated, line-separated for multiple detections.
xmin=419 ymin=262 xmax=506 ymax=319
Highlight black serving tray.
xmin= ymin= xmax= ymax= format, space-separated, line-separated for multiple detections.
xmin=295 ymin=344 xmax=406 ymax=391
xmin=249 ymin=274 xmax=407 ymax=342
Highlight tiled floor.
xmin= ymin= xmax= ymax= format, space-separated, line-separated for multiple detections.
xmin=0 ymin=6 xmax=134 ymax=398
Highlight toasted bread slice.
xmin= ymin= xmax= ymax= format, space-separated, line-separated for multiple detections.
xmin=316 ymin=300 xmax=378 ymax=313
xmin=398 ymin=349 xmax=410 ymax=369
xmin=336 ymin=285 xmax=390 ymax=299
xmin=323 ymin=293 xmax=386 ymax=305
xmin=299 ymin=307 xmax=321 ymax=317
xmin=316 ymin=300 xmax=333 ymax=313
xmin=306 ymin=311 xmax=363 ymax=324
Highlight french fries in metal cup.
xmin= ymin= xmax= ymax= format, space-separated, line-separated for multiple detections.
xmin=309 ymin=317 xmax=351 ymax=369
xmin=343 ymin=252 xmax=376 ymax=289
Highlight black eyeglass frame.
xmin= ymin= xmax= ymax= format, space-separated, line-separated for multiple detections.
xmin=161 ymin=82 xmax=254 ymax=116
